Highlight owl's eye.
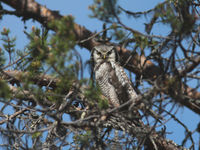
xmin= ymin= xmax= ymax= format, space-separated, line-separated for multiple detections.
xmin=96 ymin=51 xmax=102 ymax=56
xmin=107 ymin=50 xmax=112 ymax=55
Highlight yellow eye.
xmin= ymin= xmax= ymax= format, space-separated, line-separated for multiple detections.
xmin=96 ymin=51 xmax=102 ymax=56
xmin=107 ymin=50 xmax=112 ymax=55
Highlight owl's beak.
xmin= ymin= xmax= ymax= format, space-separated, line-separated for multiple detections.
xmin=103 ymin=55 xmax=106 ymax=59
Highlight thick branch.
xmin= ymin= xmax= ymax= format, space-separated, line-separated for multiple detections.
xmin=8 ymin=84 xmax=53 ymax=107
xmin=179 ymin=56 xmax=200 ymax=77
xmin=2 ymin=70 xmax=58 ymax=88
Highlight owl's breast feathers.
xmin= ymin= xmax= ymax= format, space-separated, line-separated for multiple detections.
xmin=94 ymin=61 xmax=138 ymax=106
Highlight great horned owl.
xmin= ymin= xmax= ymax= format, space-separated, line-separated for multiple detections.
xmin=91 ymin=45 xmax=138 ymax=107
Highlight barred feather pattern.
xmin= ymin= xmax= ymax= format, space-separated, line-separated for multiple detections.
xmin=95 ymin=62 xmax=120 ymax=107
xmin=95 ymin=61 xmax=138 ymax=107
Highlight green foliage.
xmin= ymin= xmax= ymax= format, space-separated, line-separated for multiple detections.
xmin=134 ymin=34 xmax=149 ymax=51
xmin=47 ymin=16 xmax=76 ymax=72
xmin=1 ymin=28 xmax=16 ymax=65
xmin=25 ymin=18 xmax=75 ymax=71
xmin=98 ymin=97 xmax=109 ymax=109
xmin=89 ymin=0 xmax=120 ymax=22
xmin=84 ymin=82 xmax=109 ymax=109
xmin=28 ymin=28 xmax=48 ymax=61
xmin=0 ymin=80 xmax=11 ymax=100
xmin=74 ymin=131 xmax=92 ymax=148
xmin=155 ymin=0 xmax=195 ymax=35
xmin=48 ymin=74 xmax=76 ymax=104
xmin=48 ymin=16 xmax=75 ymax=42
xmin=32 ymin=132 xmax=42 ymax=138
xmin=110 ymin=25 xmax=127 ymax=41
xmin=0 ymin=47 xmax=5 ymax=68
xmin=24 ymin=27 xmax=48 ymax=74
xmin=14 ymin=16 xmax=79 ymax=104
xmin=24 ymin=16 xmax=76 ymax=73
xmin=1 ymin=28 xmax=16 ymax=54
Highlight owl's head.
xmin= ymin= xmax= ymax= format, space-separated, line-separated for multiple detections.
xmin=91 ymin=45 xmax=119 ymax=64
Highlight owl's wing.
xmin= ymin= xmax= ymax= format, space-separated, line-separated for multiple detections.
xmin=110 ymin=62 xmax=138 ymax=102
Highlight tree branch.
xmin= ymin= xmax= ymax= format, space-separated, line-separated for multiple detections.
xmin=2 ymin=70 xmax=58 ymax=88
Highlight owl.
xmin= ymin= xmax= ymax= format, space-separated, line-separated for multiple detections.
xmin=91 ymin=45 xmax=138 ymax=107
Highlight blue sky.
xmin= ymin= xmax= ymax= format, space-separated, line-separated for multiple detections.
xmin=0 ymin=0 xmax=199 ymax=149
